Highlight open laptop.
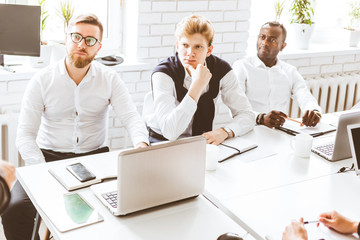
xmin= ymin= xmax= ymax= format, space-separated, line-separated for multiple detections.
xmin=347 ymin=123 xmax=360 ymax=176
xmin=311 ymin=111 xmax=360 ymax=161
xmin=90 ymin=136 xmax=206 ymax=216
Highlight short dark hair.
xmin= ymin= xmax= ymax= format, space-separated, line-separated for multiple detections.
xmin=68 ymin=14 xmax=104 ymax=41
xmin=261 ymin=21 xmax=287 ymax=42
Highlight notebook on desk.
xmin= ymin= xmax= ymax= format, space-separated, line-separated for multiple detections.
xmin=90 ymin=136 xmax=206 ymax=216
xmin=49 ymin=150 xmax=120 ymax=191
xmin=311 ymin=111 xmax=360 ymax=161
xmin=218 ymin=138 xmax=258 ymax=162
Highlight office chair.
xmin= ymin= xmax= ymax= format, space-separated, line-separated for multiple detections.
xmin=217 ymin=232 xmax=243 ymax=240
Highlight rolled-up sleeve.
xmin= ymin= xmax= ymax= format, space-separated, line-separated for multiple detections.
xmin=16 ymin=77 xmax=46 ymax=165
xmin=220 ymin=70 xmax=255 ymax=136
xmin=291 ymin=69 xmax=322 ymax=114
xmin=152 ymin=72 xmax=197 ymax=140
xmin=110 ymin=74 xmax=149 ymax=146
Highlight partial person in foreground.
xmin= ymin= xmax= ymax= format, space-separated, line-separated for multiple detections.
xmin=145 ymin=15 xmax=255 ymax=144
xmin=2 ymin=14 xmax=148 ymax=240
xmin=282 ymin=211 xmax=360 ymax=240
xmin=233 ymin=21 xmax=321 ymax=129
xmin=0 ymin=160 xmax=15 ymax=215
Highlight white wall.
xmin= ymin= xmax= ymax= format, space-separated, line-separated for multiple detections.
xmin=1 ymin=0 xmax=360 ymax=151
xmin=137 ymin=0 xmax=251 ymax=64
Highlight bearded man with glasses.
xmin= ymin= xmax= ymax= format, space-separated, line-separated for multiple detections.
xmin=2 ymin=14 xmax=148 ymax=240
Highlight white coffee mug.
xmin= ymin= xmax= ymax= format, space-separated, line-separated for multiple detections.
xmin=206 ymin=144 xmax=219 ymax=171
xmin=291 ymin=133 xmax=313 ymax=158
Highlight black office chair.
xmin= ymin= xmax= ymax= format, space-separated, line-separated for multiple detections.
xmin=217 ymin=232 xmax=243 ymax=240
xmin=32 ymin=212 xmax=51 ymax=240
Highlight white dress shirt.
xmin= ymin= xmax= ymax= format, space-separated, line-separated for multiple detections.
xmin=232 ymin=56 xmax=321 ymax=115
xmin=146 ymin=66 xmax=255 ymax=140
xmin=16 ymin=59 xmax=149 ymax=165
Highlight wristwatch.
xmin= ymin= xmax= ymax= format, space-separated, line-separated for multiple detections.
xmin=222 ymin=127 xmax=233 ymax=138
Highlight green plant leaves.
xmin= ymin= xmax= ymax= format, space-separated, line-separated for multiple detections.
xmin=290 ymin=0 xmax=314 ymax=25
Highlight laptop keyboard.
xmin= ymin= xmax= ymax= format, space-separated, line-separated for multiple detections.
xmin=102 ymin=191 xmax=117 ymax=208
xmin=313 ymin=143 xmax=334 ymax=156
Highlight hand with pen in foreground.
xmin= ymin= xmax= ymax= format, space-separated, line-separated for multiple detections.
xmin=318 ymin=211 xmax=359 ymax=235
xmin=282 ymin=217 xmax=308 ymax=240
xmin=282 ymin=212 xmax=360 ymax=240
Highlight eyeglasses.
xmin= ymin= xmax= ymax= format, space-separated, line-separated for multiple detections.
xmin=69 ymin=33 xmax=101 ymax=47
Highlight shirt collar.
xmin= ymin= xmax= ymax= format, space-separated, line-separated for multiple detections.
xmin=59 ymin=57 xmax=96 ymax=82
xmin=254 ymin=55 xmax=280 ymax=70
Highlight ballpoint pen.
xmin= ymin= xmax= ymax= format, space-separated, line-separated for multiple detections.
xmin=278 ymin=126 xmax=298 ymax=136
xmin=286 ymin=117 xmax=304 ymax=126
xmin=304 ymin=220 xmax=319 ymax=224
xmin=311 ymin=129 xmax=336 ymax=137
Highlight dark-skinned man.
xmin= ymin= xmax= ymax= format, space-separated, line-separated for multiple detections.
xmin=233 ymin=21 xmax=321 ymax=129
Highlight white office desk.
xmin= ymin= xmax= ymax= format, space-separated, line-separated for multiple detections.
xmin=221 ymin=172 xmax=360 ymax=240
xmin=16 ymin=156 xmax=249 ymax=240
xmin=205 ymin=125 xmax=352 ymax=203
xmin=204 ymin=115 xmax=355 ymax=239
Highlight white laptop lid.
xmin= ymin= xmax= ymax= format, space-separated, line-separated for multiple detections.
xmin=92 ymin=136 xmax=206 ymax=215
xmin=332 ymin=111 xmax=360 ymax=160
xmin=347 ymin=123 xmax=360 ymax=176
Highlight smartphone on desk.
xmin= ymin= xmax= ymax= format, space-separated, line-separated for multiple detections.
xmin=66 ymin=163 xmax=96 ymax=182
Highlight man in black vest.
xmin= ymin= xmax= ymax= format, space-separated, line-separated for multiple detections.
xmin=145 ymin=15 xmax=255 ymax=144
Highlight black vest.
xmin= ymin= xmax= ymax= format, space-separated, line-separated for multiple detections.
xmin=152 ymin=52 xmax=232 ymax=136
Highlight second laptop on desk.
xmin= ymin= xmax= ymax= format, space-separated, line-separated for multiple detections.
xmin=312 ymin=111 xmax=360 ymax=161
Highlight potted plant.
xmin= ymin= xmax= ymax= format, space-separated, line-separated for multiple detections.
xmin=57 ymin=0 xmax=75 ymax=35
xmin=346 ymin=1 xmax=360 ymax=47
xmin=289 ymin=0 xmax=315 ymax=49
xmin=50 ymin=0 xmax=75 ymax=62
xmin=274 ymin=0 xmax=285 ymax=22
xmin=29 ymin=0 xmax=52 ymax=68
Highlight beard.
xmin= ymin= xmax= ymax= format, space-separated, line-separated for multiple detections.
xmin=68 ymin=50 xmax=96 ymax=68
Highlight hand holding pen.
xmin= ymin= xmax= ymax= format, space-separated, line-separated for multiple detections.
xmin=260 ymin=110 xmax=287 ymax=128
xmin=302 ymin=110 xmax=321 ymax=127
xmin=259 ymin=110 xmax=321 ymax=129
xmin=282 ymin=217 xmax=308 ymax=240
xmin=318 ymin=211 xmax=359 ymax=235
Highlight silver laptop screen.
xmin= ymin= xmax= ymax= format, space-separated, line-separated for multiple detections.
xmin=350 ymin=126 xmax=360 ymax=171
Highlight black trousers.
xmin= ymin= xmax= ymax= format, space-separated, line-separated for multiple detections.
xmin=2 ymin=147 xmax=109 ymax=240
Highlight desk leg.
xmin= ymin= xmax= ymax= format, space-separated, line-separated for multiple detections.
xmin=31 ymin=212 xmax=41 ymax=240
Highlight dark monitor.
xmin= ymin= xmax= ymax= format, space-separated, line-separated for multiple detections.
xmin=0 ymin=4 xmax=41 ymax=72
xmin=348 ymin=123 xmax=360 ymax=176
